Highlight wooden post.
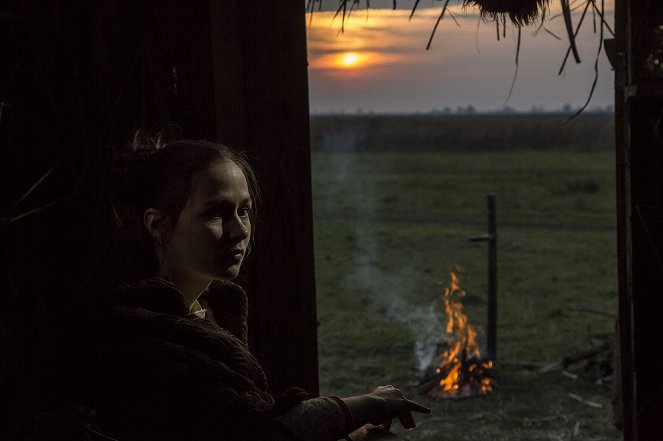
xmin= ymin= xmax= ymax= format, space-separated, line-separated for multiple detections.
xmin=209 ymin=0 xmax=319 ymax=396
xmin=469 ymin=195 xmax=498 ymax=361
xmin=615 ymin=0 xmax=663 ymax=438
xmin=486 ymin=194 xmax=497 ymax=362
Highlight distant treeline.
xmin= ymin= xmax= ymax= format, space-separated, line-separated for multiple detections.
xmin=309 ymin=113 xmax=615 ymax=152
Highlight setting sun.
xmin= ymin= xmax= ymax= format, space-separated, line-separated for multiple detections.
xmin=339 ymin=52 xmax=360 ymax=68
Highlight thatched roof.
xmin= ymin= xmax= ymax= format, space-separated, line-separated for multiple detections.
xmin=465 ymin=0 xmax=549 ymax=25
xmin=308 ymin=0 xmax=550 ymax=27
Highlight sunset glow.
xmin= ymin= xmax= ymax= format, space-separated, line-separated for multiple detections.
xmin=307 ymin=8 xmax=432 ymax=75
xmin=306 ymin=2 xmax=615 ymax=112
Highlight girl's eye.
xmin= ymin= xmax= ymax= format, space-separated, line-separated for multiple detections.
xmin=238 ymin=207 xmax=251 ymax=218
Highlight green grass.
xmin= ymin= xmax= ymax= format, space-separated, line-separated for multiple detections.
xmin=312 ymin=148 xmax=620 ymax=440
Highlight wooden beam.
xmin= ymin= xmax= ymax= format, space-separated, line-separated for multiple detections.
xmin=613 ymin=0 xmax=635 ymax=437
xmin=210 ymin=0 xmax=319 ymax=396
xmin=616 ymin=0 xmax=663 ymax=438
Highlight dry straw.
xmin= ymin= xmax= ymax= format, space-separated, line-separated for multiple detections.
xmin=465 ymin=0 xmax=549 ymax=25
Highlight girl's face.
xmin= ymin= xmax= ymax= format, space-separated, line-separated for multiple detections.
xmin=164 ymin=160 xmax=252 ymax=285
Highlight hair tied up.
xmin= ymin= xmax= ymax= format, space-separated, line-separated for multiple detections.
xmin=131 ymin=130 xmax=165 ymax=154
xmin=110 ymin=131 xmax=164 ymax=229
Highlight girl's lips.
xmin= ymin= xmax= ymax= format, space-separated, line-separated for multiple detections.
xmin=225 ymin=249 xmax=244 ymax=261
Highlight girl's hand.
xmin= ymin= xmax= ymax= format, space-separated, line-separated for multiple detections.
xmin=342 ymin=385 xmax=431 ymax=432
xmin=366 ymin=385 xmax=431 ymax=429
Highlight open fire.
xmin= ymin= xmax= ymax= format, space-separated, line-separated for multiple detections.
xmin=425 ymin=269 xmax=495 ymax=399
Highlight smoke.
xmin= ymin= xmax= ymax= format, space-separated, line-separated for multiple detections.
xmin=347 ymin=240 xmax=447 ymax=372
xmin=345 ymin=209 xmax=446 ymax=373
xmin=318 ymin=145 xmax=447 ymax=374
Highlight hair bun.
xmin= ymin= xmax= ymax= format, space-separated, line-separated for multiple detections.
xmin=110 ymin=131 xmax=165 ymax=228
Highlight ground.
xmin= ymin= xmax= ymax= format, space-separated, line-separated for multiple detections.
xmin=311 ymin=123 xmax=621 ymax=440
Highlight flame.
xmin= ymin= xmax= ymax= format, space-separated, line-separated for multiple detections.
xmin=428 ymin=269 xmax=494 ymax=398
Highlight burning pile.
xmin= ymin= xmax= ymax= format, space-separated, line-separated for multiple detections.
xmin=422 ymin=270 xmax=495 ymax=399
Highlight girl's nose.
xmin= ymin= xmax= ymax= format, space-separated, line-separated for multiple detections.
xmin=228 ymin=215 xmax=250 ymax=240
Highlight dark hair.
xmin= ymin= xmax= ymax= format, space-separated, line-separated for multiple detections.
xmin=110 ymin=137 xmax=259 ymax=283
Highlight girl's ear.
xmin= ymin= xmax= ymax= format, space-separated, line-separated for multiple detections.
xmin=143 ymin=208 xmax=169 ymax=245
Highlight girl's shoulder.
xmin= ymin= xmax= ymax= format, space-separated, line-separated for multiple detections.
xmin=199 ymin=280 xmax=249 ymax=344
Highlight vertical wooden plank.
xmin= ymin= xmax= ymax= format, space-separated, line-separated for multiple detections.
xmin=210 ymin=0 xmax=319 ymax=396
xmin=87 ymin=0 xmax=217 ymax=142
xmin=613 ymin=0 xmax=635 ymax=436
xmin=629 ymin=101 xmax=663 ymax=440
xmin=242 ymin=0 xmax=319 ymax=397
xmin=209 ymin=1 xmax=246 ymax=150
xmin=619 ymin=0 xmax=663 ymax=438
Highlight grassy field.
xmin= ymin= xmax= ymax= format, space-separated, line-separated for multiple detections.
xmin=311 ymin=115 xmax=620 ymax=440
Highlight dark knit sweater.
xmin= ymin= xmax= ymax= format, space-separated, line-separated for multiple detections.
xmin=65 ymin=278 xmax=307 ymax=441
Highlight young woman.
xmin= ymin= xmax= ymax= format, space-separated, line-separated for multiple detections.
xmin=72 ymin=139 xmax=430 ymax=440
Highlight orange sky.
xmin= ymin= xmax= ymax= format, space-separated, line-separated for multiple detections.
xmin=306 ymin=1 xmax=615 ymax=113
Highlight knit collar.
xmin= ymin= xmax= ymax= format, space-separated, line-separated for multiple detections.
xmin=115 ymin=277 xmax=194 ymax=317
xmin=114 ymin=278 xmax=249 ymax=342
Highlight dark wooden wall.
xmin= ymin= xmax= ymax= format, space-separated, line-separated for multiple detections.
xmin=615 ymin=0 xmax=663 ymax=439
xmin=209 ymin=0 xmax=319 ymax=396
xmin=1 ymin=0 xmax=317 ymax=435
